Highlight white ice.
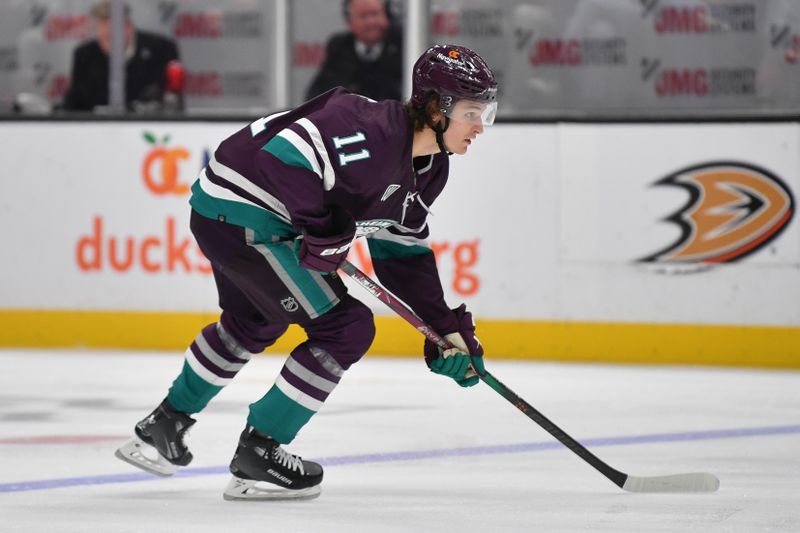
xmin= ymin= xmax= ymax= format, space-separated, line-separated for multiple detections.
xmin=1 ymin=349 xmax=798 ymax=533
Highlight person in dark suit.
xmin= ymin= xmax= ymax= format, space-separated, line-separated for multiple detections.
xmin=62 ymin=1 xmax=181 ymax=112
xmin=305 ymin=0 xmax=402 ymax=101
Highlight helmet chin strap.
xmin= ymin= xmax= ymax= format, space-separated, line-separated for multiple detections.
xmin=429 ymin=116 xmax=452 ymax=156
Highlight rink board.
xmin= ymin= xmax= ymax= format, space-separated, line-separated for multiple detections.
xmin=0 ymin=121 xmax=797 ymax=366
xmin=1 ymin=309 xmax=798 ymax=369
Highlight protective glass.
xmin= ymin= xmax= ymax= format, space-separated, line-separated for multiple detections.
xmin=444 ymin=98 xmax=498 ymax=126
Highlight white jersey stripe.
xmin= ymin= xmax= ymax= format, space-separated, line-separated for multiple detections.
xmin=194 ymin=333 xmax=247 ymax=373
xmin=199 ymin=169 xmax=263 ymax=210
xmin=284 ymin=357 xmax=338 ymax=393
xmin=310 ymin=346 xmax=345 ymax=378
xmin=185 ymin=347 xmax=234 ymax=386
xmin=275 ymin=128 xmax=324 ymax=180
xmin=295 ymin=118 xmax=335 ymax=191
xmin=208 ymin=155 xmax=291 ymax=220
xmin=217 ymin=322 xmax=255 ymax=361
xmin=275 ymin=374 xmax=323 ymax=411
xmin=249 ymin=110 xmax=291 ymax=136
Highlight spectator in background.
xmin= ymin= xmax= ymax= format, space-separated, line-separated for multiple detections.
xmin=62 ymin=0 xmax=182 ymax=112
xmin=306 ymin=0 xmax=402 ymax=101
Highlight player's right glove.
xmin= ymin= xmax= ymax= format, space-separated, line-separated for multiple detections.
xmin=294 ymin=208 xmax=356 ymax=273
xmin=424 ymin=304 xmax=485 ymax=387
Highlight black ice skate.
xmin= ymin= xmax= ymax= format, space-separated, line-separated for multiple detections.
xmin=223 ymin=426 xmax=323 ymax=501
xmin=114 ymin=399 xmax=196 ymax=477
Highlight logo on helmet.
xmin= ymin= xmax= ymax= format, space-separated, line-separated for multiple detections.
xmin=437 ymin=52 xmax=467 ymax=67
xmin=411 ymin=44 xmax=498 ymax=109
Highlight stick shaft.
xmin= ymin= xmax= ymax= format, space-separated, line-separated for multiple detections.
xmin=339 ymin=260 xmax=628 ymax=488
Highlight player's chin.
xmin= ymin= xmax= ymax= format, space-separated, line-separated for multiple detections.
xmin=454 ymin=141 xmax=471 ymax=155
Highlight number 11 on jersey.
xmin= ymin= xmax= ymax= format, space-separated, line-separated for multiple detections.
xmin=332 ymin=132 xmax=371 ymax=166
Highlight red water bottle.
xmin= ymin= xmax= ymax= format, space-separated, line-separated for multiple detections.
xmin=166 ymin=60 xmax=185 ymax=92
xmin=164 ymin=60 xmax=185 ymax=112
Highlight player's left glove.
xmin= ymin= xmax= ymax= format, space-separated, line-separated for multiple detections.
xmin=294 ymin=207 xmax=356 ymax=273
xmin=424 ymin=304 xmax=485 ymax=387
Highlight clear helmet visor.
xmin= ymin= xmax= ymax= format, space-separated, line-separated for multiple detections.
xmin=442 ymin=98 xmax=498 ymax=127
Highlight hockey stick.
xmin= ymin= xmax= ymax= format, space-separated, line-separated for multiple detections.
xmin=339 ymin=260 xmax=719 ymax=493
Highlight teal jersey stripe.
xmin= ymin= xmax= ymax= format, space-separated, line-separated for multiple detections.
xmin=192 ymin=179 xmax=338 ymax=318
xmin=262 ymin=135 xmax=315 ymax=173
xmin=189 ymin=179 xmax=296 ymax=240
xmin=368 ymin=237 xmax=431 ymax=260
xmin=267 ymin=241 xmax=339 ymax=316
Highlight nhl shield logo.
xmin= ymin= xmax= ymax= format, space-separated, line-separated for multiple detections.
xmin=281 ymin=297 xmax=299 ymax=312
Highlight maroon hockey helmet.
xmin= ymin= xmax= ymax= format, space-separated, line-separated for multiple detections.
xmin=411 ymin=44 xmax=498 ymax=125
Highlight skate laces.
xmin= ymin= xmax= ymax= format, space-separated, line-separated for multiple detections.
xmin=273 ymin=445 xmax=305 ymax=474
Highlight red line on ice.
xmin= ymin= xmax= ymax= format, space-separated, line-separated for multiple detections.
xmin=0 ymin=435 xmax=127 ymax=445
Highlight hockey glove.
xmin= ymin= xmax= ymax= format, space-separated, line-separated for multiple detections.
xmin=424 ymin=304 xmax=485 ymax=387
xmin=295 ymin=209 xmax=356 ymax=273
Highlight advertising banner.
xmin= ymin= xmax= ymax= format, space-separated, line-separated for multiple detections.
xmin=558 ymin=123 xmax=798 ymax=325
xmin=1 ymin=121 xmax=797 ymax=329
xmin=0 ymin=121 xmax=536 ymax=317
xmin=430 ymin=0 xmax=800 ymax=115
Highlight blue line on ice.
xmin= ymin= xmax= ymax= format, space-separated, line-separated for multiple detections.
xmin=2 ymin=424 xmax=798 ymax=493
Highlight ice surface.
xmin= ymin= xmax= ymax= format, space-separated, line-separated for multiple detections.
xmin=1 ymin=349 xmax=798 ymax=532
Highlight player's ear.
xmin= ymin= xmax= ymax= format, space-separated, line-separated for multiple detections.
xmin=429 ymin=111 xmax=444 ymax=124
xmin=425 ymin=96 xmax=444 ymax=126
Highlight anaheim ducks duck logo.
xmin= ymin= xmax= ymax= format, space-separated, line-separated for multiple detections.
xmin=641 ymin=162 xmax=794 ymax=265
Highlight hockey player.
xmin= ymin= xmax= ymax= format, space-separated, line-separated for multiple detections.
xmin=115 ymin=44 xmax=498 ymax=501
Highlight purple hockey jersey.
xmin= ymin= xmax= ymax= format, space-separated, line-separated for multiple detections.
xmin=193 ymin=88 xmax=461 ymax=334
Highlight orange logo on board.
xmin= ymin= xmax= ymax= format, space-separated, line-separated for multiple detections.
xmin=142 ymin=131 xmax=191 ymax=195
xmin=642 ymin=162 xmax=794 ymax=264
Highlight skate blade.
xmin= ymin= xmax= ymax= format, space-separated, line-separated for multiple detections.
xmin=114 ymin=436 xmax=179 ymax=477
xmin=223 ymin=476 xmax=321 ymax=501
